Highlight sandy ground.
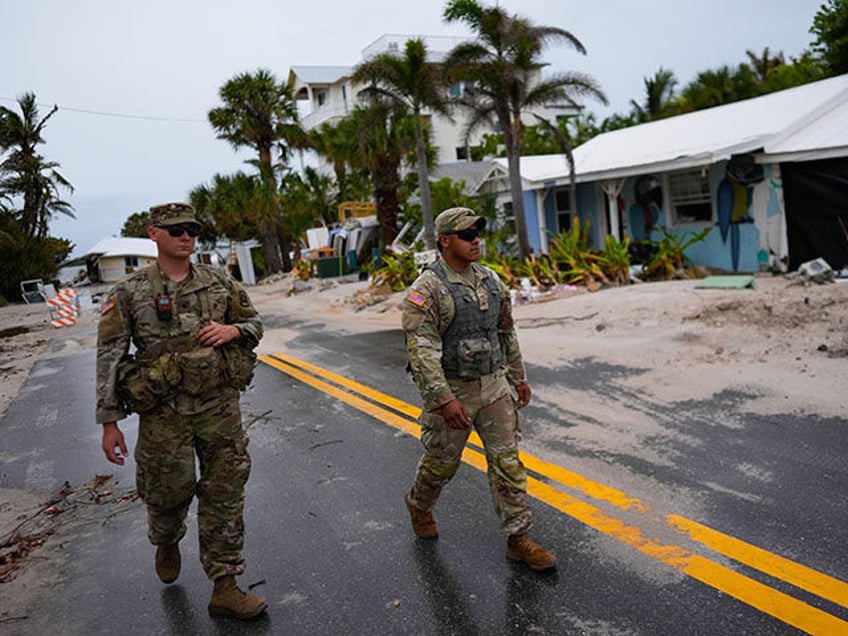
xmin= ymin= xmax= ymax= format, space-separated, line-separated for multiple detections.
xmin=1 ymin=271 xmax=846 ymax=618
xmin=248 ymin=271 xmax=848 ymax=417
xmin=2 ymin=272 xmax=845 ymax=423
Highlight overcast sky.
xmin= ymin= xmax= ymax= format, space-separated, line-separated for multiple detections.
xmin=2 ymin=0 xmax=824 ymax=258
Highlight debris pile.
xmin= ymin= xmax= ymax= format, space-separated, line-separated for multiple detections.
xmin=0 ymin=475 xmax=140 ymax=584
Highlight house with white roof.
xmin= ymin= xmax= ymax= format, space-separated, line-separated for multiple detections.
xmin=77 ymin=236 xmax=261 ymax=285
xmin=81 ymin=237 xmax=159 ymax=283
xmin=430 ymin=160 xmax=511 ymax=199
xmin=497 ymin=73 xmax=848 ymax=273
xmin=288 ymin=33 xmax=580 ymax=166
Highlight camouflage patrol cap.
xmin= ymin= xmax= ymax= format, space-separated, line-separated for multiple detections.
xmin=149 ymin=202 xmax=197 ymax=227
xmin=434 ymin=207 xmax=486 ymax=235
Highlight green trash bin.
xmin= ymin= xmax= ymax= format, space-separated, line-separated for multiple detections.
xmin=315 ymin=256 xmax=347 ymax=278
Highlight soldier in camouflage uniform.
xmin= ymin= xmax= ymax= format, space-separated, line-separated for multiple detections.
xmin=402 ymin=207 xmax=556 ymax=571
xmin=96 ymin=202 xmax=268 ymax=619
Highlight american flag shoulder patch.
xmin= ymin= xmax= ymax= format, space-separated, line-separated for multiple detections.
xmin=406 ymin=289 xmax=428 ymax=307
xmin=100 ymin=297 xmax=115 ymax=316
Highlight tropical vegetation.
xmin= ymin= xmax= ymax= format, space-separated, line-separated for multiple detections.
xmin=3 ymin=0 xmax=845 ymax=300
xmin=366 ymin=215 xmax=713 ymax=295
xmin=352 ymin=38 xmax=449 ymax=250
xmin=314 ymin=99 xmax=418 ymax=249
xmin=206 ymin=68 xmax=306 ymax=273
xmin=811 ymin=0 xmax=848 ymax=75
xmin=185 ymin=0 xmax=848 ymax=283
xmin=442 ymin=0 xmax=607 ymax=260
xmin=0 ymin=93 xmax=75 ymax=301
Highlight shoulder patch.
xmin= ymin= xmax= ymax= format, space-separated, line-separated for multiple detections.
xmin=406 ymin=289 xmax=428 ymax=308
xmin=100 ymin=296 xmax=116 ymax=316
xmin=239 ymin=290 xmax=250 ymax=308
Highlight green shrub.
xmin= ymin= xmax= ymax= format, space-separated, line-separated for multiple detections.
xmin=368 ymin=251 xmax=419 ymax=291
xmin=642 ymin=227 xmax=712 ymax=280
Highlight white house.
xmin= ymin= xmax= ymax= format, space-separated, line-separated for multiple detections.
xmin=495 ymin=73 xmax=848 ymax=273
xmin=288 ymin=33 xmax=580 ymax=166
xmin=82 ymin=237 xmax=159 ymax=283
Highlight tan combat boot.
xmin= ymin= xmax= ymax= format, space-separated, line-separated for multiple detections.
xmin=506 ymin=534 xmax=557 ymax=571
xmin=404 ymin=490 xmax=438 ymax=539
xmin=155 ymin=543 xmax=181 ymax=584
xmin=208 ymin=575 xmax=268 ymax=620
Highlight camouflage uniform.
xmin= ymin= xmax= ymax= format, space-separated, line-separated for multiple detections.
xmin=403 ymin=256 xmax=533 ymax=536
xmin=96 ymin=261 xmax=262 ymax=580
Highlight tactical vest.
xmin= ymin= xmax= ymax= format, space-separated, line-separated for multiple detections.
xmin=140 ymin=264 xmax=211 ymax=361
xmin=429 ymin=262 xmax=503 ymax=380
xmin=117 ymin=265 xmax=254 ymax=413
xmin=130 ymin=266 xmax=223 ymax=403
xmin=146 ymin=265 xmax=256 ymax=393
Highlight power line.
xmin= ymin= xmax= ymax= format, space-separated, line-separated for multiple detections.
xmin=0 ymin=96 xmax=207 ymax=123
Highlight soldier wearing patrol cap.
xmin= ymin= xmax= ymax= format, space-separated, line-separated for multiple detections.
xmin=401 ymin=206 xmax=557 ymax=571
xmin=96 ymin=202 xmax=268 ymax=619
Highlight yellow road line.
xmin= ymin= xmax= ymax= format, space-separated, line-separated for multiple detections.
xmin=260 ymin=354 xmax=420 ymax=438
xmin=667 ymin=514 xmax=848 ymax=610
xmin=525 ymin=473 xmax=848 ymax=635
xmin=267 ymin=353 xmax=650 ymax=513
xmin=268 ymin=352 xmax=420 ymax=418
xmin=260 ymin=353 xmax=848 ymax=632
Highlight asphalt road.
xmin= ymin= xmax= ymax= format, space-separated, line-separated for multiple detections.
xmin=0 ymin=317 xmax=846 ymax=635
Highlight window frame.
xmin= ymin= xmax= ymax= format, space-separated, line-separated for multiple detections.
xmin=554 ymin=187 xmax=572 ymax=234
xmin=665 ymin=168 xmax=713 ymax=226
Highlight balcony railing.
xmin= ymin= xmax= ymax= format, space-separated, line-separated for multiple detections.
xmin=300 ymin=104 xmax=350 ymax=130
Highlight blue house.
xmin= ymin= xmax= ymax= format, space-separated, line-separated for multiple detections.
xmin=494 ymin=73 xmax=848 ymax=273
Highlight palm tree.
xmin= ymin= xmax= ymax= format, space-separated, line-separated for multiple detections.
xmin=330 ymin=100 xmax=417 ymax=247
xmin=121 ymin=211 xmax=152 ymax=238
xmin=191 ymin=172 xmax=271 ymax=244
xmin=352 ymin=38 xmax=450 ymax=250
xmin=208 ymin=69 xmax=306 ymax=272
xmin=309 ymin=123 xmax=372 ymax=208
xmin=681 ymin=65 xmax=759 ymax=110
xmin=298 ymin=166 xmax=336 ymax=227
xmin=630 ymin=67 xmax=678 ymax=123
xmin=0 ymin=92 xmax=74 ymax=241
xmin=745 ymin=47 xmax=786 ymax=84
xmin=443 ymin=0 xmax=607 ymax=259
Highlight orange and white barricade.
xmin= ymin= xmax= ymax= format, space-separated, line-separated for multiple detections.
xmin=47 ymin=287 xmax=80 ymax=328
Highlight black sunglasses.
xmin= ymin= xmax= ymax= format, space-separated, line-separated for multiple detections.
xmin=158 ymin=224 xmax=201 ymax=238
xmin=452 ymin=227 xmax=481 ymax=242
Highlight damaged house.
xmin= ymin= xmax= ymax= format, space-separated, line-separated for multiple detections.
xmin=496 ymin=73 xmax=848 ymax=273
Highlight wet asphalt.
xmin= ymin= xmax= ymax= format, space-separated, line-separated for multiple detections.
xmin=0 ymin=318 xmax=843 ymax=635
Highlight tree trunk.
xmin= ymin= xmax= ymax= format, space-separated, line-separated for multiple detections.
xmin=257 ymin=157 xmax=284 ymax=275
xmin=373 ymin=159 xmax=400 ymax=249
xmin=260 ymin=222 xmax=283 ymax=274
xmin=504 ymin=117 xmax=532 ymax=259
xmin=278 ymin=230 xmax=294 ymax=271
xmin=415 ymin=113 xmax=436 ymax=250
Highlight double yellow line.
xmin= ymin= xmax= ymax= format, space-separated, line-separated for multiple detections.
xmin=259 ymin=352 xmax=848 ymax=634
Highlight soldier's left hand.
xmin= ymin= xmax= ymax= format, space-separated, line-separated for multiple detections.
xmin=197 ymin=321 xmax=240 ymax=348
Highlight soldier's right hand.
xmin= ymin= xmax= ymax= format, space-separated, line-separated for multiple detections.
xmin=102 ymin=422 xmax=129 ymax=465
xmin=441 ymin=399 xmax=471 ymax=429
